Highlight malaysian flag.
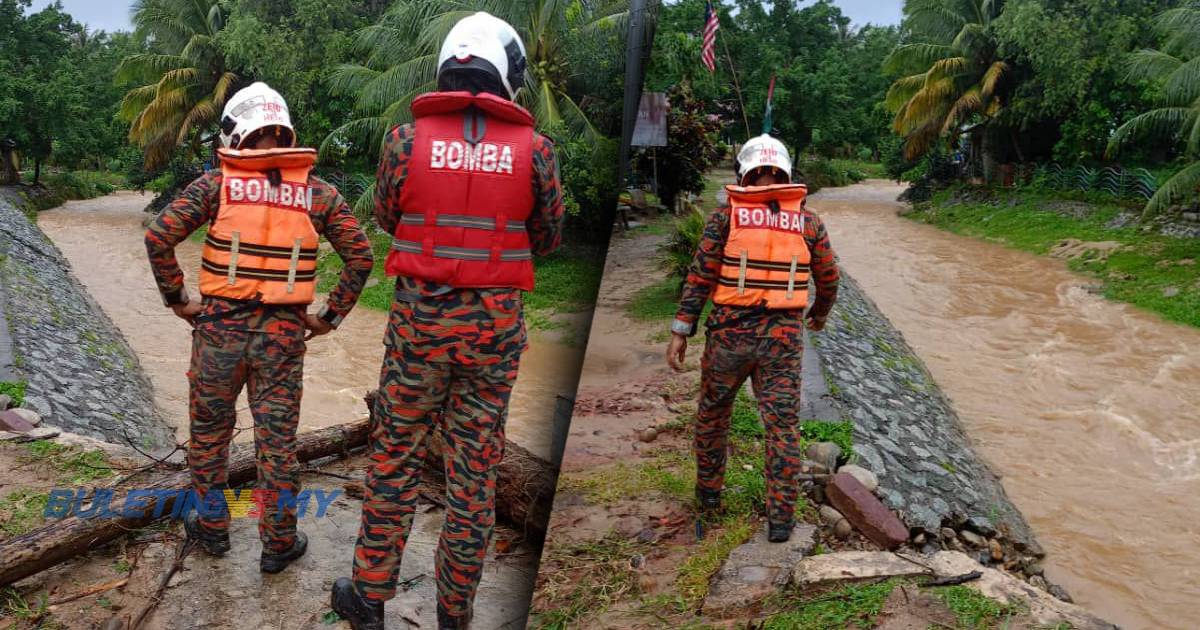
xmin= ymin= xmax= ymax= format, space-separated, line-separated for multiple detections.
xmin=702 ymin=1 xmax=719 ymax=73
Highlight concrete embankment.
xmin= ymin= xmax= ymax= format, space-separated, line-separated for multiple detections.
xmin=0 ymin=192 xmax=173 ymax=448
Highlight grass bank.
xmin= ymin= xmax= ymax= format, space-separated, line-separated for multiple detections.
xmin=4 ymin=171 xmax=126 ymax=219
xmin=316 ymin=227 xmax=604 ymax=331
xmin=911 ymin=186 xmax=1200 ymax=328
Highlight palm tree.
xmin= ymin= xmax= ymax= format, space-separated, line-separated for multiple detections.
xmin=116 ymin=0 xmax=236 ymax=170
xmin=883 ymin=0 xmax=1010 ymax=162
xmin=323 ymin=0 xmax=629 ymax=160
xmin=1109 ymin=4 xmax=1200 ymax=218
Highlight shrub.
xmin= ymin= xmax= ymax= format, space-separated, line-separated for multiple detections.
xmin=555 ymin=131 xmax=620 ymax=243
xmin=659 ymin=202 xmax=708 ymax=283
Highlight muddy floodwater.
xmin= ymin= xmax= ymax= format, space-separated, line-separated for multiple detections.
xmin=38 ymin=192 xmax=581 ymax=461
xmin=814 ymin=181 xmax=1200 ymax=630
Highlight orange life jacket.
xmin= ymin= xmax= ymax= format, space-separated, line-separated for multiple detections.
xmin=199 ymin=147 xmax=320 ymax=304
xmin=384 ymin=91 xmax=536 ymax=291
xmin=712 ymin=184 xmax=812 ymax=310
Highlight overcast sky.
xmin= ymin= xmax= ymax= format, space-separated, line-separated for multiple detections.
xmin=28 ymin=0 xmax=902 ymax=34
xmin=28 ymin=0 xmax=134 ymax=33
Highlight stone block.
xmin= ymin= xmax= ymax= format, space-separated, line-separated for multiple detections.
xmin=792 ymin=551 xmax=930 ymax=586
xmin=704 ymin=523 xmax=817 ymax=614
xmin=827 ymin=472 xmax=908 ymax=549
xmin=0 ymin=409 xmax=35 ymax=433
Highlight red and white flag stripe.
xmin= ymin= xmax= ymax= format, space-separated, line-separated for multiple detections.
xmin=702 ymin=1 xmax=719 ymax=73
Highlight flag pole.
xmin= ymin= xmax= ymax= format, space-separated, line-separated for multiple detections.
xmin=720 ymin=36 xmax=751 ymax=139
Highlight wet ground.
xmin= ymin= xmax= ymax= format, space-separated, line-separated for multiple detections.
xmin=816 ymin=180 xmax=1200 ymax=630
xmin=2 ymin=455 xmax=535 ymax=630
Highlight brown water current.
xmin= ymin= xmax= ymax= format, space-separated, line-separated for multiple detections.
xmin=813 ymin=181 xmax=1200 ymax=630
xmin=37 ymin=192 xmax=580 ymax=461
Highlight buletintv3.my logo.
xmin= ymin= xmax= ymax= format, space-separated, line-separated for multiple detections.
xmin=43 ymin=488 xmax=342 ymax=520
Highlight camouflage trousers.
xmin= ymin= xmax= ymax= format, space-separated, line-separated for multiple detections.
xmin=187 ymin=324 xmax=306 ymax=553
xmin=695 ymin=332 xmax=804 ymax=524
xmin=352 ymin=289 xmax=525 ymax=619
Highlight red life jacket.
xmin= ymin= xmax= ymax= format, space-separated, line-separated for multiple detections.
xmin=384 ymin=91 xmax=536 ymax=291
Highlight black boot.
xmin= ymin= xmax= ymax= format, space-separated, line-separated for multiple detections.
xmin=437 ymin=603 xmax=469 ymax=630
xmin=768 ymin=521 xmax=793 ymax=543
xmin=183 ymin=511 xmax=230 ymax=556
xmin=330 ymin=577 xmax=384 ymax=630
xmin=695 ymin=486 xmax=721 ymax=511
xmin=260 ymin=532 xmax=308 ymax=573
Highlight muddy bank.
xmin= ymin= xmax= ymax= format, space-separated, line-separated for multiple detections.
xmin=0 ymin=193 xmax=172 ymax=447
xmin=814 ymin=274 xmax=1039 ymax=552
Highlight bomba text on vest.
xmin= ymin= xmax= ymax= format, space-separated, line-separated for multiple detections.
xmin=734 ymin=206 xmax=806 ymax=234
xmin=429 ymin=139 xmax=515 ymax=175
xmin=225 ymin=177 xmax=313 ymax=212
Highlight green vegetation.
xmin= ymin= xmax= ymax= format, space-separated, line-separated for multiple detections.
xmin=558 ymin=450 xmax=693 ymax=506
xmin=763 ymin=579 xmax=898 ymax=630
xmin=1108 ymin=5 xmax=1200 ymax=218
xmin=524 ymin=248 xmax=607 ymax=318
xmin=913 ymin=187 xmax=1200 ymax=327
xmin=676 ymin=516 xmax=754 ymax=603
xmin=627 ymin=277 xmax=683 ymax=322
xmin=932 ymin=584 xmax=1027 ymax=628
xmin=0 ymin=488 xmax=49 ymax=536
xmin=0 ymin=380 xmax=26 ymax=407
xmin=0 ymin=586 xmax=50 ymax=623
xmin=24 ymin=439 xmax=115 ymax=484
xmin=800 ymin=420 xmax=854 ymax=457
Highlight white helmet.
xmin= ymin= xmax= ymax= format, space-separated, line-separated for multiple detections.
xmin=437 ymin=12 xmax=528 ymax=100
xmin=737 ymin=134 xmax=793 ymax=184
xmin=218 ymin=82 xmax=295 ymax=149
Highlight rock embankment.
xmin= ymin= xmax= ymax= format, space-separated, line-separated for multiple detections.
xmin=0 ymin=193 xmax=173 ymax=448
xmin=812 ymin=274 xmax=1040 ymax=556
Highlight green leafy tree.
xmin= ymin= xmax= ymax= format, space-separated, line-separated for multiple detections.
xmin=884 ymin=0 xmax=1011 ymax=162
xmin=644 ymin=0 xmax=898 ymax=158
xmin=0 ymin=0 xmax=81 ymax=184
xmin=117 ymin=0 xmax=236 ymax=170
xmin=53 ymin=30 xmax=147 ymax=171
xmin=993 ymin=0 xmax=1169 ymax=164
xmin=219 ymin=0 xmax=373 ymax=150
xmin=1109 ymin=3 xmax=1200 ymax=217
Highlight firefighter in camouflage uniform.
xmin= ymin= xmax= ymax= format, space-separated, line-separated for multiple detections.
xmin=331 ymin=13 xmax=563 ymax=630
xmin=666 ymin=134 xmax=840 ymax=543
xmin=145 ymin=82 xmax=373 ymax=573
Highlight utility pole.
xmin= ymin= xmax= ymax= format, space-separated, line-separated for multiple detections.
xmin=619 ymin=0 xmax=650 ymax=193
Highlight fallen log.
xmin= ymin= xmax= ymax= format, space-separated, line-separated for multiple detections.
xmin=0 ymin=420 xmax=369 ymax=588
xmin=0 ymin=393 xmax=560 ymax=587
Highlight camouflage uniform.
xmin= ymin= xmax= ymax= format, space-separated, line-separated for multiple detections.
xmin=146 ymin=171 xmax=373 ymax=551
xmin=674 ymin=204 xmax=839 ymax=524
xmin=351 ymin=123 xmax=563 ymax=617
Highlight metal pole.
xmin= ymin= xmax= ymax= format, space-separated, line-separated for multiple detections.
xmin=618 ymin=0 xmax=649 ymax=193
xmin=721 ymin=36 xmax=751 ymax=139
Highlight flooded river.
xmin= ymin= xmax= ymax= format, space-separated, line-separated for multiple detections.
xmin=815 ymin=181 xmax=1200 ymax=630
xmin=37 ymin=192 xmax=581 ymax=460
